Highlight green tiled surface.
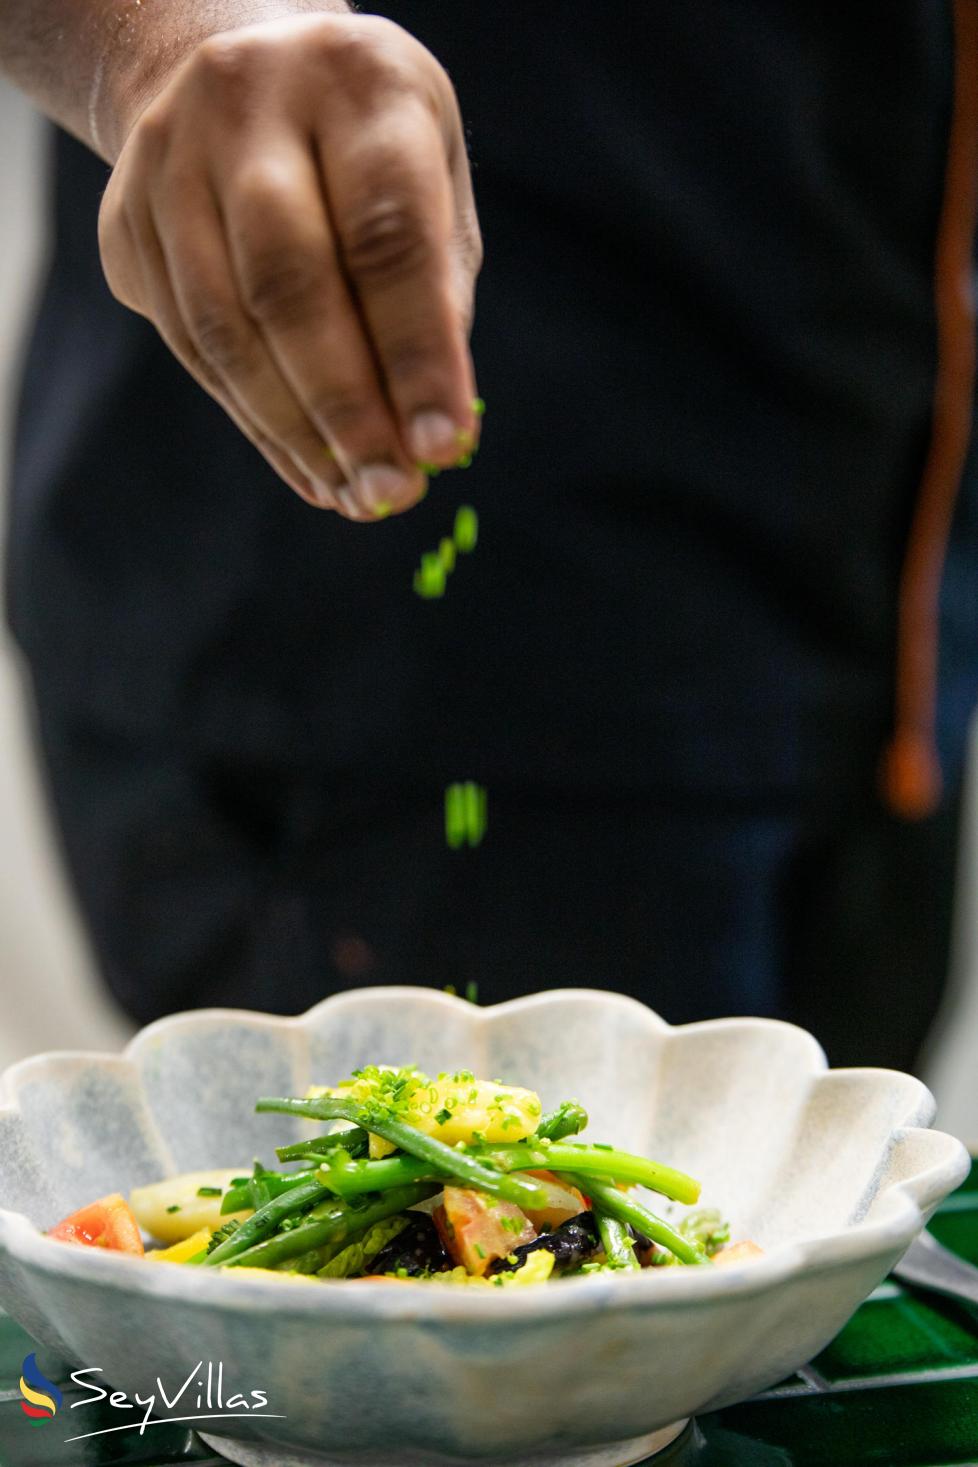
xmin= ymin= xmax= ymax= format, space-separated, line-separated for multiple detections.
xmin=2 ymin=1164 xmax=976 ymax=1467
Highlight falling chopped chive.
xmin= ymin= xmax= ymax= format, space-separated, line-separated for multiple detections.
xmin=414 ymin=552 xmax=447 ymax=599
xmin=196 ymin=1187 xmax=222 ymax=1198
xmin=444 ymin=781 xmax=487 ymax=849
xmin=438 ymin=537 xmax=457 ymax=572
xmin=472 ymin=397 xmax=485 ymax=416
xmin=454 ymin=505 xmax=478 ymax=553
xmin=166 ymin=1204 xmax=182 ymax=1214
xmin=445 ymin=783 xmax=468 ymax=848
xmin=465 ymin=980 xmax=479 ymax=1005
xmin=434 ymin=1107 xmax=453 ymax=1126
xmin=466 ymin=782 xmax=487 ymax=845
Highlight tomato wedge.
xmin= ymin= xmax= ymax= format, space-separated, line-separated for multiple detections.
xmin=435 ymin=1186 xmax=535 ymax=1276
xmin=48 ymin=1193 xmax=144 ymax=1255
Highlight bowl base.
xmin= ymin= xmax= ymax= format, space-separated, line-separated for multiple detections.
xmin=198 ymin=1418 xmax=689 ymax=1467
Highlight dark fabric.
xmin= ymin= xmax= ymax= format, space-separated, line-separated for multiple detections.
xmin=9 ymin=2 xmax=977 ymax=795
xmin=6 ymin=3 xmax=978 ymax=1052
xmin=35 ymin=703 xmax=958 ymax=1073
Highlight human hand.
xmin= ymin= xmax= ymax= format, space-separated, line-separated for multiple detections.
xmin=98 ymin=12 xmax=482 ymax=519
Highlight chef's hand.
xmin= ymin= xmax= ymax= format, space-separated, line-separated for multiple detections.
xmin=98 ymin=12 xmax=482 ymax=519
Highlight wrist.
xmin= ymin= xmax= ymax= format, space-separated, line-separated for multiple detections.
xmin=98 ymin=0 xmax=351 ymax=160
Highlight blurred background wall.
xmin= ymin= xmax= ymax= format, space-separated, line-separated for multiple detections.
xmin=0 ymin=75 xmax=974 ymax=1140
xmin=0 ymin=80 xmax=133 ymax=1068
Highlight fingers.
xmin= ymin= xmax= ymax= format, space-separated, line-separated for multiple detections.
xmin=101 ymin=182 xmax=349 ymax=512
xmin=218 ymin=142 xmax=426 ymax=517
xmin=97 ymin=12 xmax=484 ymax=519
xmin=319 ymin=78 xmax=480 ymax=472
xmin=152 ymin=178 xmax=364 ymax=512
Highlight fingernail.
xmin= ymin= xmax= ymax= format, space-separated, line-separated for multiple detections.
xmin=409 ymin=411 xmax=459 ymax=462
xmin=337 ymin=488 xmax=365 ymax=519
xmin=357 ymin=463 xmax=413 ymax=513
xmin=311 ymin=479 xmax=336 ymax=508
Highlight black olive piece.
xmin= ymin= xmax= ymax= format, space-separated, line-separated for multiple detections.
xmin=371 ymin=1213 xmax=452 ymax=1277
xmin=628 ymin=1224 xmax=656 ymax=1268
xmin=488 ymin=1211 xmax=601 ymax=1276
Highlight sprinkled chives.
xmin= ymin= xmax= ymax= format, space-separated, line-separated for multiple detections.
xmin=445 ymin=782 xmax=487 ymax=848
xmin=445 ymin=783 xmax=467 ymax=848
xmin=412 ymin=509 xmax=478 ymax=597
xmin=413 ymin=551 xmax=447 ymax=599
xmin=454 ymin=505 xmax=478 ymax=554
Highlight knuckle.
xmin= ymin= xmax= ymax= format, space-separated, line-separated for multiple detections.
xmin=319 ymin=24 xmax=398 ymax=88
xmin=193 ymin=33 xmax=256 ymax=93
xmin=342 ymin=195 xmax=432 ymax=286
xmin=380 ymin=336 xmax=443 ymax=387
xmin=237 ymin=246 xmax=325 ymax=324
xmin=98 ymin=213 xmax=142 ymax=312
xmin=186 ymin=303 xmax=250 ymax=373
xmin=129 ymin=100 xmax=171 ymax=154
xmin=306 ymin=387 xmax=371 ymax=439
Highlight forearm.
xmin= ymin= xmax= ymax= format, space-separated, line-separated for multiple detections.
xmin=0 ymin=0 xmax=349 ymax=161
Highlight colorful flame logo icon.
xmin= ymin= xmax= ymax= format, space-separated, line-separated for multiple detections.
xmin=19 ymin=1352 xmax=62 ymax=1420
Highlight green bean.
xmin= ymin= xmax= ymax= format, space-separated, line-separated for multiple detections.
xmin=226 ymin=1184 xmax=437 ymax=1271
xmin=476 ymin=1142 xmax=700 ymax=1205
xmin=595 ymin=1212 xmax=640 ymax=1271
xmin=204 ymin=1175 xmax=333 ymax=1267
xmin=319 ymin=1140 xmax=697 ymax=1208
xmin=275 ymin=1129 xmax=369 ymax=1164
xmin=221 ymin=1168 xmax=316 ymax=1216
xmin=535 ymin=1101 xmax=588 ymax=1142
xmin=255 ymin=1096 xmax=547 ymax=1209
xmin=317 ymin=1153 xmax=442 ymax=1198
xmin=559 ymin=1174 xmax=708 ymax=1266
xmin=247 ymin=1175 xmax=272 ymax=1211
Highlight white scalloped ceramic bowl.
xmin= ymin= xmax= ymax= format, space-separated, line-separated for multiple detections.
xmin=0 ymin=989 xmax=969 ymax=1467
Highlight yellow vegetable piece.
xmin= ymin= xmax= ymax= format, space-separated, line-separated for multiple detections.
xmin=498 ymin=1250 xmax=555 ymax=1286
xmin=129 ymin=1169 xmax=252 ymax=1244
xmin=148 ymin=1228 xmax=213 ymax=1264
xmin=222 ymin=1267 xmax=320 ymax=1282
xmin=308 ymin=1070 xmax=542 ymax=1152
xmin=425 ymin=1252 xmax=555 ymax=1287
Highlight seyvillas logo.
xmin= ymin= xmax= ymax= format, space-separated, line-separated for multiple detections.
xmin=19 ymin=1353 xmax=62 ymax=1421
xmin=64 ymin=1359 xmax=283 ymax=1443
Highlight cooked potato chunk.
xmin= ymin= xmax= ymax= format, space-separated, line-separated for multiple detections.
xmin=307 ymin=1067 xmax=543 ymax=1159
xmin=130 ymin=1169 xmax=251 ymax=1244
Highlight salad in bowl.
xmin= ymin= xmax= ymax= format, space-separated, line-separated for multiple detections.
xmin=0 ymin=988 xmax=968 ymax=1467
xmin=46 ymin=1063 xmax=761 ymax=1285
